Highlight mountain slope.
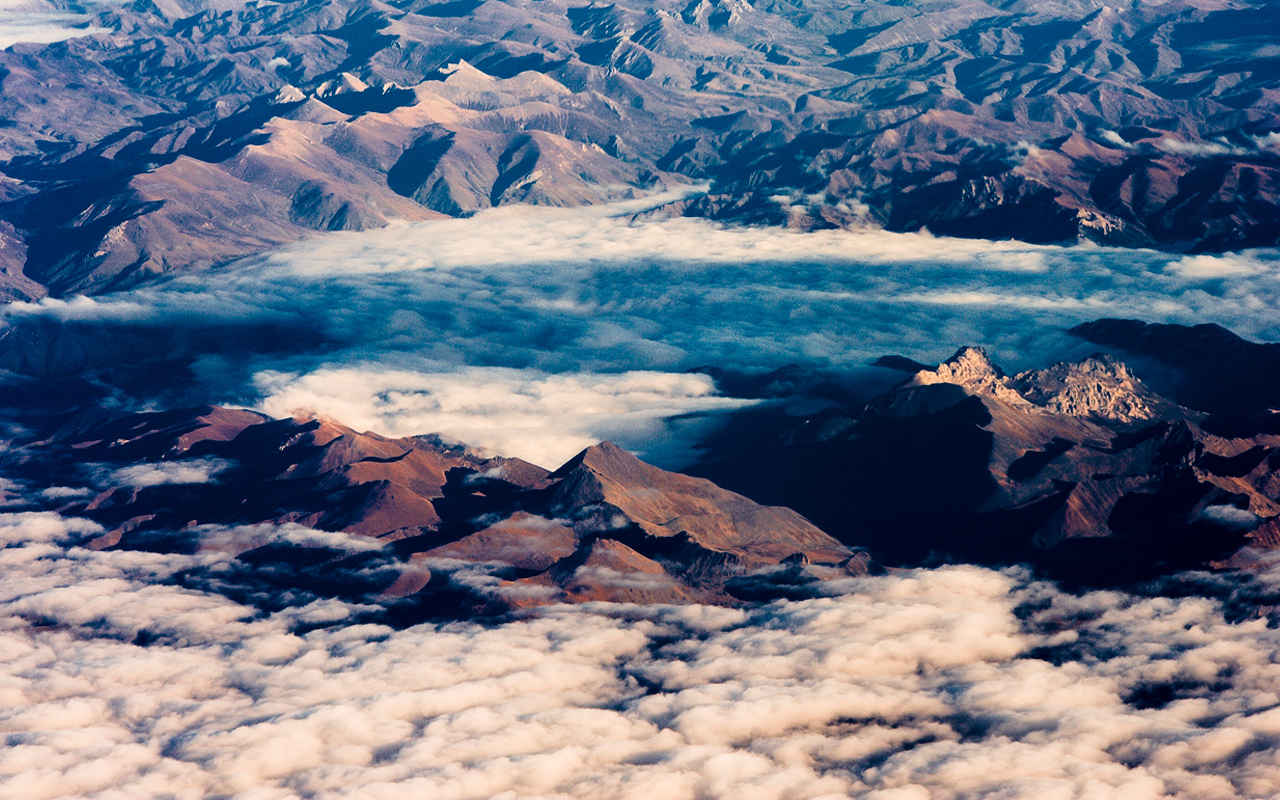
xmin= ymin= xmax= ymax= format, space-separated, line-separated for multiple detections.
xmin=3 ymin=405 xmax=855 ymax=612
xmin=689 ymin=342 xmax=1280 ymax=584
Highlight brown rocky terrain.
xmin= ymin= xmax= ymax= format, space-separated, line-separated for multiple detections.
xmin=2 ymin=0 xmax=1279 ymax=299
xmin=3 ymin=403 xmax=856 ymax=615
xmin=6 ymin=319 xmax=1280 ymax=610
xmin=689 ymin=334 xmax=1280 ymax=585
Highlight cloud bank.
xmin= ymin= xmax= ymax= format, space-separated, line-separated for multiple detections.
xmin=8 ymin=197 xmax=1277 ymax=372
xmin=254 ymin=367 xmax=753 ymax=466
xmin=2 ymin=511 xmax=1280 ymax=798
xmin=109 ymin=458 xmax=229 ymax=489
xmin=3 ymin=195 xmax=1279 ymax=464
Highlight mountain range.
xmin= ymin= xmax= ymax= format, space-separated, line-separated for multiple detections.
xmin=4 ymin=400 xmax=860 ymax=615
xmin=5 ymin=3 xmax=1280 ymax=795
xmin=690 ymin=329 xmax=1280 ymax=586
xmin=2 ymin=0 xmax=1279 ymax=612
xmin=2 ymin=0 xmax=1279 ymax=300
xmin=6 ymin=317 xmax=1280 ymax=616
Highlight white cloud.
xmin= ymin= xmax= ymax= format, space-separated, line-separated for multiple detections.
xmin=1252 ymin=132 xmax=1280 ymax=151
xmin=2 ymin=512 xmax=1280 ymax=798
xmin=0 ymin=511 xmax=103 ymax=543
xmin=109 ymin=458 xmax=229 ymax=489
xmin=1155 ymin=137 xmax=1245 ymax=158
xmin=888 ymin=289 xmax=1113 ymax=311
xmin=0 ymin=294 xmax=150 ymax=322
xmin=39 ymin=486 xmax=92 ymax=500
xmin=0 ymin=0 xmax=111 ymax=49
xmin=1099 ymin=129 xmax=1132 ymax=149
xmin=1166 ymin=253 xmax=1271 ymax=280
xmin=254 ymin=367 xmax=754 ymax=467
xmin=176 ymin=521 xmax=391 ymax=562
xmin=1198 ymin=505 xmax=1261 ymax=528
xmin=254 ymin=198 xmax=1055 ymax=279
xmin=3 ymin=194 xmax=1279 ymax=454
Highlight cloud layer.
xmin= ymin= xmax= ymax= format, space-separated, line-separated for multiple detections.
xmin=5 ymin=196 xmax=1278 ymax=463
xmin=254 ymin=367 xmax=752 ymax=465
xmin=3 ymin=511 xmax=1280 ymax=798
xmin=10 ymin=196 xmax=1280 ymax=370
xmin=109 ymin=458 xmax=229 ymax=489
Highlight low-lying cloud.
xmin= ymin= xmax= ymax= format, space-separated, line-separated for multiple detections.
xmin=2 ymin=511 xmax=1280 ymax=798
xmin=6 ymin=198 xmax=1277 ymax=374
xmin=257 ymin=198 xmax=1055 ymax=277
xmin=109 ymin=458 xmax=229 ymax=489
xmin=254 ymin=367 xmax=753 ymax=466
xmin=0 ymin=0 xmax=111 ymax=49
xmin=3 ymin=194 xmax=1280 ymax=464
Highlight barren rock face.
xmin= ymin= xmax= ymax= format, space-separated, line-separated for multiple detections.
xmin=687 ymin=328 xmax=1280 ymax=585
xmin=912 ymin=347 xmax=1034 ymax=409
xmin=1070 ymin=319 xmax=1280 ymax=417
xmin=1012 ymin=356 xmax=1165 ymax=424
xmin=3 ymin=0 xmax=1279 ymax=299
xmin=912 ymin=348 xmax=1168 ymax=424
xmin=5 ymin=405 xmax=854 ymax=611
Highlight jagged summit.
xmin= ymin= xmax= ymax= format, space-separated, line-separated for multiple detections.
xmin=910 ymin=347 xmax=1173 ymax=423
xmin=1012 ymin=354 xmax=1166 ymax=424
xmin=942 ymin=346 xmax=1002 ymax=375
xmin=911 ymin=346 xmax=1033 ymax=408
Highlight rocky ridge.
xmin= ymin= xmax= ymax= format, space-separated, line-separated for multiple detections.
xmin=6 ymin=319 xmax=1280 ymax=609
xmin=689 ymin=334 xmax=1280 ymax=585
xmin=2 ymin=404 xmax=857 ymax=615
xmin=912 ymin=345 xmax=1172 ymax=424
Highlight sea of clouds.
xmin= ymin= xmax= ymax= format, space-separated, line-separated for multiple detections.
xmin=3 ymin=511 xmax=1280 ymax=799
xmin=4 ymin=196 xmax=1279 ymax=465
xmin=4 ymin=199 xmax=1280 ymax=795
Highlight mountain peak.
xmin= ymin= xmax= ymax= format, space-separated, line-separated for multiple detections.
xmin=583 ymin=440 xmax=630 ymax=456
xmin=273 ymin=84 xmax=305 ymax=104
xmin=549 ymin=440 xmax=642 ymax=479
xmin=1011 ymin=354 xmax=1168 ymax=424
xmin=942 ymin=346 xmax=1001 ymax=375
xmin=545 ymin=439 xmax=849 ymax=569
xmin=906 ymin=347 xmax=1176 ymax=423
xmin=439 ymin=58 xmax=495 ymax=86
xmin=912 ymin=346 xmax=1032 ymax=407
xmin=316 ymin=72 xmax=369 ymax=97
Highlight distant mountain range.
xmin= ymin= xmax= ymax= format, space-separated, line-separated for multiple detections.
xmin=2 ymin=0 xmax=1279 ymax=299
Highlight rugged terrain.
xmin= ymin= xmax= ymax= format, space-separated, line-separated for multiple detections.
xmin=5 ymin=318 xmax=1280 ymax=614
xmin=689 ymin=322 xmax=1280 ymax=585
xmin=2 ymin=0 xmax=1279 ymax=299
xmin=2 ymin=403 xmax=858 ymax=615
